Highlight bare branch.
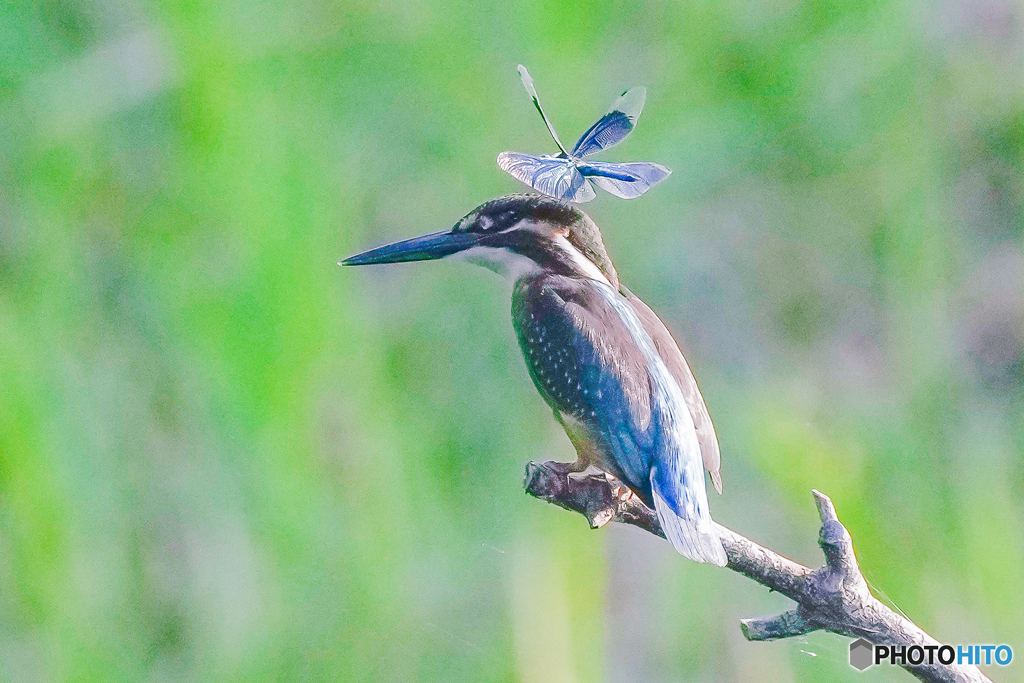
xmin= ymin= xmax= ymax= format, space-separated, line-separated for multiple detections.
xmin=523 ymin=461 xmax=994 ymax=683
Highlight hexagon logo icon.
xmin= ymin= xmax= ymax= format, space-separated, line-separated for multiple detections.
xmin=849 ymin=638 xmax=874 ymax=670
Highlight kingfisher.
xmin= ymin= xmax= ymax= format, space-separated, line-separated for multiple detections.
xmin=342 ymin=194 xmax=727 ymax=565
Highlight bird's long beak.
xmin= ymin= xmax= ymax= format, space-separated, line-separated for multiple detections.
xmin=340 ymin=229 xmax=484 ymax=266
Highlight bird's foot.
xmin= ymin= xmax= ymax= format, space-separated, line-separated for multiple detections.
xmin=588 ymin=475 xmax=640 ymax=528
xmin=589 ymin=506 xmax=616 ymax=529
xmin=523 ymin=460 xmax=618 ymax=529
xmin=568 ymin=464 xmax=620 ymax=528
xmin=523 ymin=461 xmax=667 ymax=539
xmin=606 ymin=475 xmax=635 ymax=503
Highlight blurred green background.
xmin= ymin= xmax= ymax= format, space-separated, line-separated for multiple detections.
xmin=1 ymin=0 xmax=1022 ymax=680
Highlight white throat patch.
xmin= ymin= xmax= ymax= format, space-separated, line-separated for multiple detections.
xmin=454 ymin=246 xmax=541 ymax=282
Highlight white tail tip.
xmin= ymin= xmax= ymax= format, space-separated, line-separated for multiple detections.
xmin=653 ymin=489 xmax=727 ymax=566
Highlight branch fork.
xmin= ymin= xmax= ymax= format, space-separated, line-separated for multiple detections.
xmin=523 ymin=460 xmax=993 ymax=683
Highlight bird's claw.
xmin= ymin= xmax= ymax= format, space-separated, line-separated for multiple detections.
xmin=608 ymin=478 xmax=635 ymax=504
xmin=587 ymin=506 xmax=616 ymax=529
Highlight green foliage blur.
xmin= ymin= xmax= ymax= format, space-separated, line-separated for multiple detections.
xmin=1 ymin=0 xmax=1022 ymax=680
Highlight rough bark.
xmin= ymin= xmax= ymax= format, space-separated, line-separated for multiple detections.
xmin=523 ymin=461 xmax=994 ymax=683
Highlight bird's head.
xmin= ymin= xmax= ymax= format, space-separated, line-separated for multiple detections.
xmin=342 ymin=194 xmax=619 ymax=288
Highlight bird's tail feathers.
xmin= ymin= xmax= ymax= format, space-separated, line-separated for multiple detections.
xmin=652 ymin=487 xmax=727 ymax=567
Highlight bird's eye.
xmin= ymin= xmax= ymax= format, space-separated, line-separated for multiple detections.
xmin=477 ymin=215 xmax=493 ymax=231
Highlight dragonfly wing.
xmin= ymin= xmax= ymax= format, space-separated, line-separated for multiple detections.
xmin=497 ymin=152 xmax=596 ymax=203
xmin=517 ymin=65 xmax=569 ymax=156
xmin=578 ymin=160 xmax=671 ymax=199
xmin=571 ymin=86 xmax=647 ymax=158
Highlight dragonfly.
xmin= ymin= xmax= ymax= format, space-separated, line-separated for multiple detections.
xmin=497 ymin=65 xmax=671 ymax=203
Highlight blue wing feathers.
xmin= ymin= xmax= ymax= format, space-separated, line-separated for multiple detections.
xmin=651 ymin=452 xmax=726 ymax=565
xmin=652 ymin=473 xmax=727 ymax=566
